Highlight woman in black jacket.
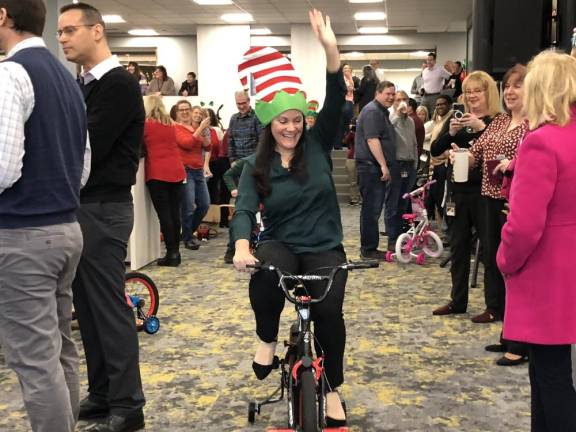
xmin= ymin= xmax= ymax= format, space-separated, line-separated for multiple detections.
xmin=430 ymin=71 xmax=500 ymax=322
xmin=356 ymin=65 xmax=379 ymax=112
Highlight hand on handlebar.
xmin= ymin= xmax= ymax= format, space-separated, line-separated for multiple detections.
xmin=233 ymin=249 xmax=259 ymax=272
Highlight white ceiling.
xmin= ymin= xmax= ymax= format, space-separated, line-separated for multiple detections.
xmin=86 ymin=0 xmax=472 ymax=36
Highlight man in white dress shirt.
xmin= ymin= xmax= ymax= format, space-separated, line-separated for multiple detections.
xmin=0 ymin=0 xmax=90 ymax=431
xmin=421 ymin=52 xmax=455 ymax=115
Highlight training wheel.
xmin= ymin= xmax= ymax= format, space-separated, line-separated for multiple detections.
xmin=248 ymin=401 xmax=257 ymax=423
xmin=416 ymin=252 xmax=426 ymax=265
xmin=385 ymin=251 xmax=394 ymax=262
xmin=143 ymin=316 xmax=160 ymax=334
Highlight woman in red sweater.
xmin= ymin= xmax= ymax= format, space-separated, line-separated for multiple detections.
xmin=172 ymin=101 xmax=212 ymax=249
xmin=143 ymin=96 xmax=186 ymax=266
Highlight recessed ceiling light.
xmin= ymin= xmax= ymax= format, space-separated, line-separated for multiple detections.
xmin=358 ymin=26 xmax=388 ymax=34
xmin=102 ymin=15 xmax=125 ymax=23
xmin=250 ymin=27 xmax=272 ymax=35
xmin=221 ymin=13 xmax=253 ymax=23
xmin=193 ymin=0 xmax=233 ymax=4
xmin=349 ymin=0 xmax=383 ymax=3
xmin=354 ymin=12 xmax=387 ymax=20
xmin=128 ymin=29 xmax=159 ymax=36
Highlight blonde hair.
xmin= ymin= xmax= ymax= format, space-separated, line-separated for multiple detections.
xmin=524 ymin=50 xmax=576 ymax=129
xmin=144 ymin=96 xmax=172 ymax=126
xmin=416 ymin=105 xmax=429 ymax=121
xmin=462 ymin=71 xmax=500 ymax=118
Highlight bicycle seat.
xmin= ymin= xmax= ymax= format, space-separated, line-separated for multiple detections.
xmin=402 ymin=213 xmax=417 ymax=221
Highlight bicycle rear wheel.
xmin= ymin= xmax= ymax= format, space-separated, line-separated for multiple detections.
xmin=125 ymin=272 xmax=159 ymax=330
xmin=299 ymin=369 xmax=319 ymax=432
xmin=395 ymin=233 xmax=413 ymax=263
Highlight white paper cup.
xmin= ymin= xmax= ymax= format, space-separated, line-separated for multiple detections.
xmin=453 ymin=149 xmax=469 ymax=183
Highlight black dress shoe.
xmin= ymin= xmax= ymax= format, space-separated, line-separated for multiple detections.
xmin=184 ymin=239 xmax=200 ymax=250
xmin=252 ymin=356 xmax=279 ymax=380
xmin=90 ymin=411 xmax=145 ymax=432
xmin=157 ymin=251 xmax=181 ymax=266
xmin=326 ymin=416 xmax=347 ymax=427
xmin=496 ymin=355 xmax=528 ymax=366
xmin=485 ymin=343 xmax=506 ymax=353
xmin=78 ymin=397 xmax=109 ymax=420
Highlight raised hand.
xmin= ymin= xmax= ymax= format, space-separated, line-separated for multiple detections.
xmin=309 ymin=9 xmax=336 ymax=49
xmin=309 ymin=9 xmax=340 ymax=72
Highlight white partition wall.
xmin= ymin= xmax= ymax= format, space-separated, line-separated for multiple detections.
xmin=290 ymin=24 xmax=327 ymax=108
xmin=196 ymin=25 xmax=251 ymax=128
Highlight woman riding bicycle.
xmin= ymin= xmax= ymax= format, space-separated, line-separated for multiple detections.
xmin=232 ymin=9 xmax=347 ymax=427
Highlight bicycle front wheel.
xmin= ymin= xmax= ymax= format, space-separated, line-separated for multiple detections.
xmin=300 ymin=369 xmax=319 ymax=432
xmin=125 ymin=272 xmax=159 ymax=330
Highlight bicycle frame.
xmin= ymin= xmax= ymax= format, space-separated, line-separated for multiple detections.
xmin=247 ymin=261 xmax=378 ymax=431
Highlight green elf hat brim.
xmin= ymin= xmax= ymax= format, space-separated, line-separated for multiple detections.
xmin=255 ymin=90 xmax=308 ymax=126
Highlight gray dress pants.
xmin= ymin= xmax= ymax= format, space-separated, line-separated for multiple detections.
xmin=0 ymin=222 xmax=83 ymax=432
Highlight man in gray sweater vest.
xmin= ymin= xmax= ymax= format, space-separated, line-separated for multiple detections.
xmin=0 ymin=1 xmax=90 ymax=431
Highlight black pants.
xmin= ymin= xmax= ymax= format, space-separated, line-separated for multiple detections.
xmin=208 ymin=158 xmax=232 ymax=225
xmin=250 ymin=241 xmax=348 ymax=389
xmin=449 ymin=191 xmax=484 ymax=311
xmin=147 ymin=180 xmax=183 ymax=253
xmin=482 ymin=197 xmax=506 ymax=316
xmin=529 ymin=344 xmax=576 ymax=431
xmin=426 ymin=164 xmax=447 ymax=220
xmin=73 ymin=202 xmax=145 ymax=414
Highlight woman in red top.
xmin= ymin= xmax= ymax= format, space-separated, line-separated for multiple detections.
xmin=172 ymin=101 xmax=212 ymax=249
xmin=206 ymin=108 xmax=232 ymax=228
xmin=144 ymin=96 xmax=186 ymax=266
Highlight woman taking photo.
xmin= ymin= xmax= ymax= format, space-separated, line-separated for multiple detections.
xmin=498 ymin=50 xmax=576 ymax=432
xmin=431 ymin=71 xmax=500 ymax=321
xmin=143 ymin=96 xmax=186 ymax=266
xmin=467 ymin=65 xmax=529 ymax=366
xmin=173 ymin=101 xmax=212 ymax=250
xmin=126 ymin=61 xmax=148 ymax=95
xmin=232 ymin=10 xmax=348 ymax=426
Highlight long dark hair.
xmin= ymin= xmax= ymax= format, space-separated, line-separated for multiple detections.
xmin=253 ymin=125 xmax=307 ymax=198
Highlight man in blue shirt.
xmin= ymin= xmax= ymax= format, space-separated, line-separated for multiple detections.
xmin=355 ymin=81 xmax=397 ymax=259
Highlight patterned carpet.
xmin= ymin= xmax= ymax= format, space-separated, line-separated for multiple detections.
xmin=0 ymin=206 xmax=530 ymax=431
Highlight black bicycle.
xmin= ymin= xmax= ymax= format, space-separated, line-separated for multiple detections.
xmin=246 ymin=260 xmax=379 ymax=431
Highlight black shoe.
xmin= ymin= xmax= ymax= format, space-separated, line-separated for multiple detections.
xmin=252 ymin=356 xmax=279 ymax=380
xmin=90 ymin=411 xmax=145 ymax=432
xmin=224 ymin=248 xmax=234 ymax=264
xmin=360 ymin=249 xmax=386 ymax=260
xmin=485 ymin=343 xmax=506 ymax=353
xmin=184 ymin=238 xmax=200 ymax=250
xmin=157 ymin=251 xmax=181 ymax=267
xmin=78 ymin=396 xmax=109 ymax=420
xmin=326 ymin=416 xmax=347 ymax=427
xmin=496 ymin=354 xmax=528 ymax=366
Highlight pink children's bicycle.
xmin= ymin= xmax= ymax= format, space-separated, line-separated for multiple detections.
xmin=385 ymin=180 xmax=443 ymax=265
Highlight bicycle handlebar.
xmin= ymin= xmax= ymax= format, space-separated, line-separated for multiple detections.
xmin=246 ymin=260 xmax=379 ymax=305
xmin=402 ymin=179 xmax=437 ymax=200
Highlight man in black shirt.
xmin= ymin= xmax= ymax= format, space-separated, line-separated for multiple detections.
xmin=178 ymin=71 xmax=198 ymax=96
xmin=355 ymin=81 xmax=397 ymax=259
xmin=58 ymin=3 xmax=145 ymax=431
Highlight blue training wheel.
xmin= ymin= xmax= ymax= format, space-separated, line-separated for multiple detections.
xmin=144 ymin=316 xmax=160 ymax=334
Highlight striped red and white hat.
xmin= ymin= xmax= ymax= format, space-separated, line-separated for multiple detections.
xmin=238 ymin=46 xmax=308 ymax=125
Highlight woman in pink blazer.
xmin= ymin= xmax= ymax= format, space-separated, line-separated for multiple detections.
xmin=497 ymin=51 xmax=576 ymax=431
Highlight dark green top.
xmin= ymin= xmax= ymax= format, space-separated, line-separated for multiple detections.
xmin=223 ymin=158 xmax=246 ymax=193
xmin=231 ymin=70 xmax=346 ymax=254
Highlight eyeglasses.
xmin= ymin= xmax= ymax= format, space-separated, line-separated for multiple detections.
xmin=56 ymin=24 xmax=96 ymax=38
xmin=177 ymin=108 xmax=191 ymax=113
xmin=464 ymin=88 xmax=485 ymax=95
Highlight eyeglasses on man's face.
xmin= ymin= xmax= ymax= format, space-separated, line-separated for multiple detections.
xmin=56 ymin=24 xmax=96 ymax=38
xmin=177 ymin=108 xmax=191 ymax=113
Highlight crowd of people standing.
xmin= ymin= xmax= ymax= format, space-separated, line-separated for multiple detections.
xmin=1 ymin=1 xmax=576 ymax=431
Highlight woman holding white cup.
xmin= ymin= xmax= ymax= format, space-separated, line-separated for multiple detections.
xmin=430 ymin=71 xmax=500 ymax=321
